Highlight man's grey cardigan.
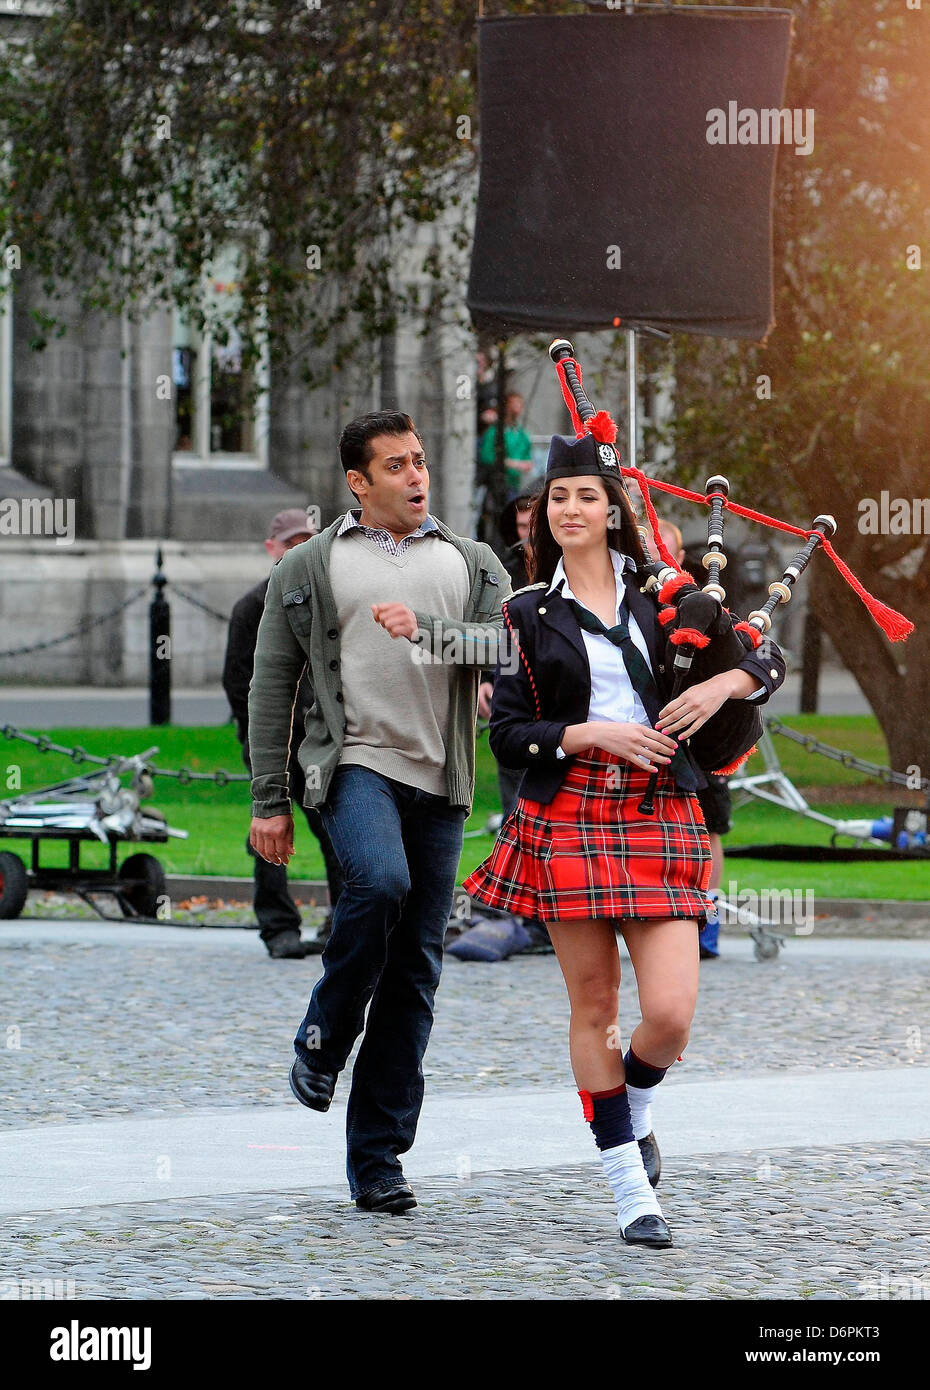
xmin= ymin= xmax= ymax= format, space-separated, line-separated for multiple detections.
xmin=248 ymin=515 xmax=512 ymax=818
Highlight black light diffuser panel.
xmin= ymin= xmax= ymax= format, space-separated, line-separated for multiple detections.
xmin=468 ymin=9 xmax=794 ymax=342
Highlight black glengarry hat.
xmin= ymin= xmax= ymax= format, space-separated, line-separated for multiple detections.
xmin=546 ymin=431 xmax=622 ymax=481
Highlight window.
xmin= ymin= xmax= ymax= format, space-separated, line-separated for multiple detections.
xmin=172 ymin=242 xmax=269 ymax=468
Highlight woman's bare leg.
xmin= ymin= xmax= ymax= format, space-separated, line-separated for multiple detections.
xmin=618 ymin=916 xmax=700 ymax=1067
xmin=546 ymin=918 xmax=624 ymax=1092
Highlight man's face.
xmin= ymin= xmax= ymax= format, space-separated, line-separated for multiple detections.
xmin=266 ymin=532 xmax=313 ymax=562
xmin=515 ymin=504 xmax=533 ymax=544
xmin=506 ymin=394 xmax=523 ymax=423
xmin=346 ymin=431 xmax=429 ymax=535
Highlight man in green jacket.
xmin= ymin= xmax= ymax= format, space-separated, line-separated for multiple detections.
xmin=248 ymin=410 xmax=511 ymax=1214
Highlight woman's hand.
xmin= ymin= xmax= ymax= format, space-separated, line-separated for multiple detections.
xmin=588 ymin=721 xmax=679 ymax=772
xmin=656 ymin=671 xmax=740 ymax=740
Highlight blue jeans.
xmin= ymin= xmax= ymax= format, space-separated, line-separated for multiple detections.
xmin=294 ymin=765 xmax=467 ymax=1199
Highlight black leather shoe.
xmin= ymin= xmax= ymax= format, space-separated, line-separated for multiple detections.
xmin=638 ymin=1131 xmax=661 ymax=1188
xmin=267 ymin=932 xmax=316 ymax=959
xmin=621 ymin=1214 xmax=672 ymax=1248
xmin=355 ymin=1182 xmax=418 ymax=1215
xmin=289 ymin=1057 xmax=337 ymax=1112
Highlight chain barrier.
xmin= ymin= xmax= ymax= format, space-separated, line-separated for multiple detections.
xmin=0 ymin=578 xmax=229 ymax=664
xmin=0 ymin=587 xmax=149 ymax=660
xmin=0 ymin=718 xmax=924 ymax=795
xmin=169 ymin=585 xmax=231 ymax=625
xmin=0 ymin=723 xmax=250 ymax=784
xmin=765 ymin=717 xmax=929 ymax=793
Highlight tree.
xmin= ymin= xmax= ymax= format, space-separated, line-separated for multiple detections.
xmin=667 ymin=0 xmax=930 ymax=775
xmin=0 ymin=0 xmax=491 ymax=383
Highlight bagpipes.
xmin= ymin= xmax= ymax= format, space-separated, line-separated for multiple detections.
xmin=547 ymin=338 xmax=915 ymax=816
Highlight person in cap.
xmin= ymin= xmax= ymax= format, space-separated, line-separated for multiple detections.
xmin=223 ymin=508 xmax=345 ymax=959
xmin=462 ymin=433 xmax=784 ymax=1247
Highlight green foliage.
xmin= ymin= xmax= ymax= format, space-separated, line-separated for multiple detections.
xmin=662 ymin=0 xmax=930 ymax=768
xmin=0 ymin=1 xmax=486 ymax=377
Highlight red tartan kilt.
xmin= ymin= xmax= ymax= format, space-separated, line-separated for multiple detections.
xmin=463 ymin=748 xmax=712 ymax=924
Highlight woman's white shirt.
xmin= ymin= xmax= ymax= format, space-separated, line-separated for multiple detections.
xmin=548 ymin=550 xmax=653 ymax=727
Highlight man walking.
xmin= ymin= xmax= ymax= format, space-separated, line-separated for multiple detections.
xmin=223 ymin=509 xmax=345 ymax=959
xmin=248 ymin=412 xmax=511 ymax=1212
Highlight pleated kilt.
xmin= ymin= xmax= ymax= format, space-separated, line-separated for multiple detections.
xmin=463 ymin=748 xmax=713 ymax=925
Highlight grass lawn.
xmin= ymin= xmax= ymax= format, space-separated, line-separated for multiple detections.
xmin=1 ymin=716 xmax=927 ymax=901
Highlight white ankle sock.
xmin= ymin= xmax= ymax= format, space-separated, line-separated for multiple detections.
xmin=600 ymin=1140 xmax=664 ymax=1231
xmin=625 ymin=1082 xmax=658 ymax=1141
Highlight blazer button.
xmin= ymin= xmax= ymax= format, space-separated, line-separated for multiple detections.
xmin=528 ymin=742 xmax=539 ymax=754
xmin=329 ymin=659 xmax=338 ymax=670
xmin=537 ymin=606 xmax=547 ymax=615
xmin=328 ymin=628 xmax=338 ymax=639
xmin=335 ymin=692 xmax=343 ymax=703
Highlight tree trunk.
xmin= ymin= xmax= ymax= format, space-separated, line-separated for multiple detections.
xmin=813 ymin=562 xmax=930 ymax=780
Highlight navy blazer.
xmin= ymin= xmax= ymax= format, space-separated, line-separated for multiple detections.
xmin=489 ymin=569 xmax=787 ymax=806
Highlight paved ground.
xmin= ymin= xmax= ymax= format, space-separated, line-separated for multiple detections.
xmin=1 ymin=920 xmax=928 ymax=1300
xmin=0 ymin=666 xmax=873 ymax=727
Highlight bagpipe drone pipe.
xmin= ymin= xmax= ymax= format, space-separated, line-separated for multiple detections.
xmin=547 ymin=339 xmax=915 ymax=816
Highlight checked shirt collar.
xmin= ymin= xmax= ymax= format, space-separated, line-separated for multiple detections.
xmin=336 ymin=508 xmax=441 ymax=557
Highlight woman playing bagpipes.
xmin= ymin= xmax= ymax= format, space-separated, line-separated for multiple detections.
xmin=462 ymin=430 xmax=786 ymax=1248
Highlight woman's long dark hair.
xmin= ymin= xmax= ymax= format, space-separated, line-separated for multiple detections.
xmin=526 ymin=473 xmax=647 ymax=585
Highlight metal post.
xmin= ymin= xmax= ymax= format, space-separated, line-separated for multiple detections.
xmin=800 ymin=603 xmax=822 ymax=714
xmin=626 ymin=327 xmax=637 ymax=470
xmin=481 ymin=339 xmax=511 ymax=548
xmin=149 ymin=546 xmax=171 ymax=726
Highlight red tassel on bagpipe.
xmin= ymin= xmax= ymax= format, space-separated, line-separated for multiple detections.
xmin=585 ymin=410 xmax=618 ymax=445
xmin=670 ymin=628 xmax=712 ymax=649
xmin=713 ymin=746 xmax=757 ymax=777
xmin=658 ymin=571 xmax=693 ymax=604
xmin=658 ymin=605 xmax=678 ymax=627
xmin=621 ymin=465 xmax=915 ymax=644
xmin=733 ymin=620 xmax=765 ymax=650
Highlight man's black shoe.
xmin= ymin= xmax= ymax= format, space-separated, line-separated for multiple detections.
xmin=289 ymin=1057 xmax=337 ymax=1112
xmin=267 ymin=932 xmax=316 ymax=959
xmin=355 ymin=1182 xmax=418 ymax=1215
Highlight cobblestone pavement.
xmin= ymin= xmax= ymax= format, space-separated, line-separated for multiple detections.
xmin=2 ymin=1145 xmax=928 ymax=1301
xmin=1 ymin=922 xmax=929 ymax=1300
xmin=2 ymin=928 xmax=927 ymax=1128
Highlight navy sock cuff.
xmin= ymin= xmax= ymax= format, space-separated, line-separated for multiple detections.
xmin=579 ymin=1086 xmax=634 ymax=1150
xmin=623 ymin=1046 xmax=668 ymax=1089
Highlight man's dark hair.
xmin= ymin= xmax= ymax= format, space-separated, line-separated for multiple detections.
xmin=339 ymin=411 xmax=422 ymax=483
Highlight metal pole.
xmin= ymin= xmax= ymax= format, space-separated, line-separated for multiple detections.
xmin=149 ymin=546 xmax=171 ymax=726
xmin=626 ymin=327 xmax=637 ymax=470
xmin=482 ymin=339 xmax=511 ymax=548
